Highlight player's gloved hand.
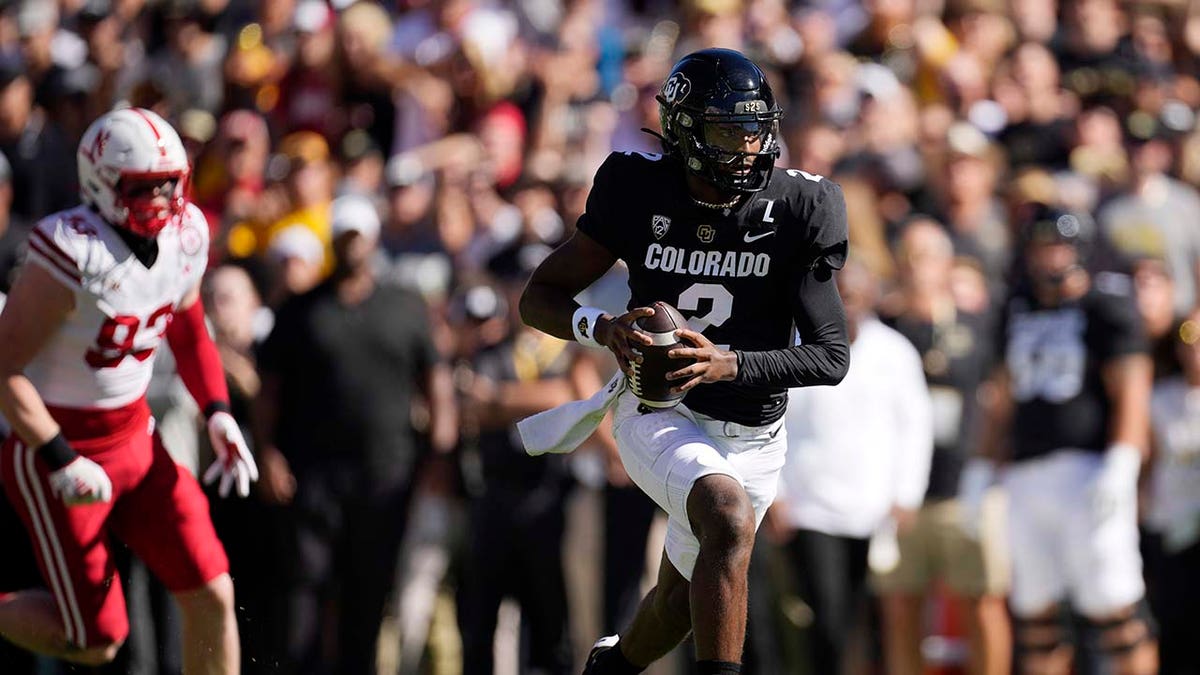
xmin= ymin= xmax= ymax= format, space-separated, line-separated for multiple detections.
xmin=204 ymin=411 xmax=259 ymax=498
xmin=1091 ymin=443 xmax=1141 ymax=523
xmin=594 ymin=307 xmax=656 ymax=376
xmin=48 ymin=456 xmax=113 ymax=505
xmin=666 ymin=328 xmax=738 ymax=393
xmin=38 ymin=433 xmax=112 ymax=506
xmin=957 ymin=457 xmax=995 ymax=540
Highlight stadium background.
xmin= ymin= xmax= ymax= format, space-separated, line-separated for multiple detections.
xmin=0 ymin=0 xmax=1198 ymax=672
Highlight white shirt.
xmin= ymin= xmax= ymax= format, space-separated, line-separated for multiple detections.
xmin=778 ymin=317 xmax=934 ymax=538
xmin=1149 ymin=377 xmax=1200 ymax=549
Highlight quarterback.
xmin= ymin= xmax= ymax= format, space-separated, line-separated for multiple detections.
xmin=0 ymin=108 xmax=256 ymax=672
xmin=520 ymin=49 xmax=849 ymax=674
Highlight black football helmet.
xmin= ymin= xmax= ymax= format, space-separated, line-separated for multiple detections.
xmin=656 ymin=49 xmax=782 ymax=195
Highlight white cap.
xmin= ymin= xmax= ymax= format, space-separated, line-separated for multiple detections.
xmin=268 ymin=225 xmax=325 ymax=265
xmin=330 ymin=194 xmax=381 ymax=240
xmin=293 ymin=0 xmax=332 ymax=33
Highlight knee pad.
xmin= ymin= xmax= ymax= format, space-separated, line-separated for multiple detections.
xmin=1015 ymin=613 xmax=1068 ymax=656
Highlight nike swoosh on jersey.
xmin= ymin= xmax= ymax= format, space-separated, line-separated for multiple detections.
xmin=743 ymin=230 xmax=775 ymax=243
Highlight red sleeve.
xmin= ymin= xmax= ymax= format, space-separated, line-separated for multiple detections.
xmin=166 ymin=297 xmax=230 ymax=417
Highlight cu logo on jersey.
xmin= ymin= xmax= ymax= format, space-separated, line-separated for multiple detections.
xmin=662 ymin=73 xmax=691 ymax=104
xmin=696 ymin=224 xmax=715 ymax=244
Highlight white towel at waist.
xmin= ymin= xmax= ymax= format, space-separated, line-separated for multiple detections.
xmin=517 ymin=372 xmax=627 ymax=456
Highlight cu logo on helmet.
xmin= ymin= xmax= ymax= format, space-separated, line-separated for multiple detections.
xmin=663 ymin=74 xmax=692 ymax=104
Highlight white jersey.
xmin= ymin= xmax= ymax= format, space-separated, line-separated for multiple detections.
xmin=22 ymin=204 xmax=209 ymax=410
xmin=1149 ymin=377 xmax=1200 ymax=535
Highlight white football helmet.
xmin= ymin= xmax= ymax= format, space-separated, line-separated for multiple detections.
xmin=77 ymin=108 xmax=190 ymax=238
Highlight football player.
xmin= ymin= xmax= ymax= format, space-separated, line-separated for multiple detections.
xmin=959 ymin=204 xmax=1157 ymax=675
xmin=520 ymin=49 xmax=849 ymax=675
xmin=0 ymin=108 xmax=256 ymax=672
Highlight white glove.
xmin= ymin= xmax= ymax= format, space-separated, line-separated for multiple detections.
xmin=204 ymin=411 xmax=259 ymax=498
xmin=957 ymin=457 xmax=995 ymax=540
xmin=1091 ymin=443 xmax=1141 ymax=523
xmin=48 ymin=456 xmax=113 ymax=505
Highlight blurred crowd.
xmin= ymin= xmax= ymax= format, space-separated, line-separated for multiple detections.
xmin=0 ymin=0 xmax=1199 ymax=673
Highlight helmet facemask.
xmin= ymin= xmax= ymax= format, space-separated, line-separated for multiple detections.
xmin=115 ymin=170 xmax=189 ymax=239
xmin=694 ymin=109 xmax=781 ymax=192
xmin=658 ymin=86 xmax=783 ymax=195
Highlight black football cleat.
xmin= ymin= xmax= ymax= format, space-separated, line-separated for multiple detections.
xmin=582 ymin=634 xmax=621 ymax=674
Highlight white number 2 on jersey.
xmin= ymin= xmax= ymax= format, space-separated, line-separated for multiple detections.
xmin=677 ymin=283 xmax=733 ymax=350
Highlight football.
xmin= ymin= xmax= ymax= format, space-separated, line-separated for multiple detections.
xmin=628 ymin=301 xmax=696 ymax=409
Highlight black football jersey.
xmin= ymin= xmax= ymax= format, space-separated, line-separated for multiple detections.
xmin=1000 ymin=275 xmax=1147 ymax=462
xmin=577 ymin=151 xmax=848 ymax=425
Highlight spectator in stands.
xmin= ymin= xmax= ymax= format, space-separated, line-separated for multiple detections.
xmin=454 ymin=277 xmax=579 ymax=675
xmin=236 ymin=130 xmax=334 ymax=267
xmin=770 ymin=257 xmax=934 ymax=675
xmin=151 ymin=0 xmax=227 ymax=116
xmin=194 ymin=109 xmax=270 ymax=239
xmin=1148 ymin=309 xmax=1200 ymax=675
xmin=255 ymin=195 xmax=456 ymax=675
xmin=933 ymin=122 xmax=1011 ymax=290
xmin=203 ymin=264 xmax=285 ymax=674
xmin=875 ymin=219 xmax=1011 ymax=675
xmin=0 ymin=57 xmax=77 ymax=220
xmin=1099 ymin=118 xmax=1200 ymax=316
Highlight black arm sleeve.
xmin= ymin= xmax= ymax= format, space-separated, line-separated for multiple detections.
xmin=732 ymin=178 xmax=850 ymax=388
xmin=733 ymin=265 xmax=849 ymax=387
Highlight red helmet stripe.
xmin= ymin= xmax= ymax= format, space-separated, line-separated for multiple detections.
xmin=129 ymin=108 xmax=168 ymax=157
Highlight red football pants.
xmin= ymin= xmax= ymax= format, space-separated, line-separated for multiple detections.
xmin=0 ymin=400 xmax=228 ymax=648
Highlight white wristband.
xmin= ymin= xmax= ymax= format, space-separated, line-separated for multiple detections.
xmin=572 ymin=306 xmax=606 ymax=348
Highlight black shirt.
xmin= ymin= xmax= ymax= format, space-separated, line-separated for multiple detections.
xmin=577 ymin=152 xmax=850 ymax=426
xmin=257 ymin=280 xmax=439 ymax=479
xmin=1000 ymin=276 xmax=1146 ymax=462
xmin=999 ymin=119 xmax=1073 ymax=171
xmin=472 ymin=335 xmax=571 ymax=489
xmin=887 ymin=308 xmax=994 ymax=500
xmin=1 ymin=115 xmax=78 ymax=222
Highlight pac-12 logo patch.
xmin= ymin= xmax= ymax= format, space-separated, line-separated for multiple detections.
xmin=696 ymin=224 xmax=715 ymax=244
xmin=651 ymin=215 xmax=671 ymax=240
xmin=662 ymin=73 xmax=691 ymax=104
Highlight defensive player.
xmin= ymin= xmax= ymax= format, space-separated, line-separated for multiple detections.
xmin=520 ymin=49 xmax=849 ymax=674
xmin=960 ymin=204 xmax=1157 ymax=674
xmin=0 ymin=108 xmax=257 ymax=673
